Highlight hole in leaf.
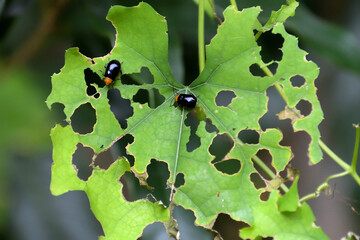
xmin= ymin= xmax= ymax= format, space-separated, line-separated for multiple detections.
xmin=111 ymin=134 xmax=135 ymax=166
xmin=252 ymin=150 xmax=276 ymax=181
xmin=121 ymin=67 xmax=154 ymax=85
xmin=238 ymin=129 xmax=260 ymax=144
xmin=146 ymin=159 xmax=171 ymax=206
xmin=214 ymin=159 xmax=241 ymax=175
xmin=93 ymin=92 xmax=100 ymax=99
xmin=120 ymin=74 xmax=140 ymax=85
xmin=72 ymin=143 xmax=94 ymax=181
xmin=138 ymin=222 xmax=168 ymax=240
xmin=261 ymin=237 xmax=274 ymax=240
xmin=296 ymin=99 xmax=312 ymax=117
xmin=133 ymin=88 xmax=165 ymax=109
xmin=260 ymin=191 xmax=270 ymax=201
xmin=94 ymin=134 xmax=135 ymax=169
xmin=70 ymin=102 xmax=96 ymax=134
xmin=84 ymin=68 xmax=104 ymax=95
xmin=107 ymin=88 xmax=133 ymax=129
xmin=250 ymin=172 xmax=266 ymax=190
xmin=267 ymin=62 xmax=278 ymax=75
xmin=86 ymin=85 xmax=97 ymax=97
xmin=215 ymin=90 xmax=236 ymax=107
xmin=93 ymin=148 xmax=115 ymax=170
xmin=279 ymin=169 xmax=287 ymax=179
xmin=183 ymin=41 xmax=200 ymax=86
xmin=173 ymin=206 xmax=216 ymax=240
xmin=249 ymin=63 xmax=266 ymax=77
xmin=209 ymin=134 xmax=234 ymax=164
xmin=258 ymin=86 xmax=287 ymax=131
xmin=212 ymin=213 xmax=249 ymax=240
xmin=174 ymin=173 xmax=185 ymax=188
xmin=257 ymin=32 xmax=284 ymax=63
xmin=120 ymin=171 xmax=153 ymax=202
xmin=290 ymin=75 xmax=305 ymax=88
xmin=50 ymin=103 xmax=68 ymax=127
xmin=184 ymin=111 xmax=201 ymax=152
xmin=205 ymin=118 xmax=219 ymax=133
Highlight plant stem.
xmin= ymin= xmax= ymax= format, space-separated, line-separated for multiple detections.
xmin=260 ymin=64 xmax=291 ymax=105
xmin=252 ymin=155 xmax=289 ymax=192
xmin=300 ymin=129 xmax=360 ymax=203
xmin=230 ymin=0 xmax=238 ymax=10
xmin=318 ymin=140 xmax=349 ymax=170
xmin=351 ymin=124 xmax=359 ymax=169
xmin=299 ymin=170 xmax=349 ymax=203
xmin=254 ymin=31 xmax=262 ymax=41
xmin=148 ymin=89 xmax=156 ymax=109
xmin=198 ymin=0 xmax=205 ymax=73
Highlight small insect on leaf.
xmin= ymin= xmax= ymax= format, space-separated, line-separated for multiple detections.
xmin=175 ymin=93 xmax=197 ymax=109
xmin=104 ymin=60 xmax=122 ymax=85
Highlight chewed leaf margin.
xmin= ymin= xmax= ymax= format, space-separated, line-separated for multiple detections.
xmin=46 ymin=2 xmax=327 ymax=240
xmin=271 ymin=23 xmax=323 ymax=164
xmin=50 ymin=125 xmax=170 ymax=239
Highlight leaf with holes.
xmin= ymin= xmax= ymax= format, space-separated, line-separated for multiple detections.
xmin=177 ymin=6 xmax=325 ymax=239
xmin=173 ymin=122 xmax=326 ymax=239
xmin=272 ymin=23 xmax=323 ymax=164
xmin=46 ymin=2 xmax=327 ymax=239
xmin=50 ymin=125 xmax=169 ymax=239
xmin=259 ymin=0 xmax=299 ymax=32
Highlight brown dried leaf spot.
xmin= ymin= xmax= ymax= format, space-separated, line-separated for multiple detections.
xmin=277 ymin=106 xmax=303 ymax=124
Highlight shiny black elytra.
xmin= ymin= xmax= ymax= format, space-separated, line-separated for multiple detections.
xmin=104 ymin=60 xmax=121 ymax=85
xmin=175 ymin=93 xmax=197 ymax=109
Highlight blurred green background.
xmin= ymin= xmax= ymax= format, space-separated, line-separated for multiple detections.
xmin=0 ymin=0 xmax=359 ymax=239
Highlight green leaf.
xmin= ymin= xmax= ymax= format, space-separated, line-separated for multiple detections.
xmin=50 ymin=125 xmax=85 ymax=195
xmin=272 ymin=23 xmax=323 ymax=164
xmin=259 ymin=0 xmax=299 ymax=32
xmin=106 ymin=3 xmax=178 ymax=87
xmin=50 ymin=125 xmax=169 ymax=239
xmin=85 ymin=158 xmax=169 ymax=240
xmin=46 ymin=48 xmax=92 ymax=121
xmin=173 ymin=6 xmax=324 ymax=238
xmin=277 ymin=175 xmax=299 ymax=212
xmin=173 ymin=121 xmax=327 ymax=239
xmin=47 ymin=2 xmax=327 ymax=239
xmin=240 ymin=196 xmax=327 ymax=240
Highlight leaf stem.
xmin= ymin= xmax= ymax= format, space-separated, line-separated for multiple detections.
xmin=318 ymin=138 xmax=360 ymax=186
xmin=351 ymin=124 xmax=359 ymax=170
xmin=252 ymin=155 xmax=289 ymax=192
xmin=260 ymin=64 xmax=291 ymax=106
xmin=254 ymin=31 xmax=262 ymax=41
xmin=148 ymin=89 xmax=156 ymax=109
xmin=299 ymin=170 xmax=349 ymax=203
xmin=318 ymin=140 xmax=349 ymax=170
xmin=229 ymin=0 xmax=290 ymax=193
xmin=230 ymin=0 xmax=238 ymax=10
xmin=300 ymin=126 xmax=360 ymax=203
xmin=170 ymin=109 xmax=186 ymax=202
xmin=198 ymin=0 xmax=205 ymax=73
